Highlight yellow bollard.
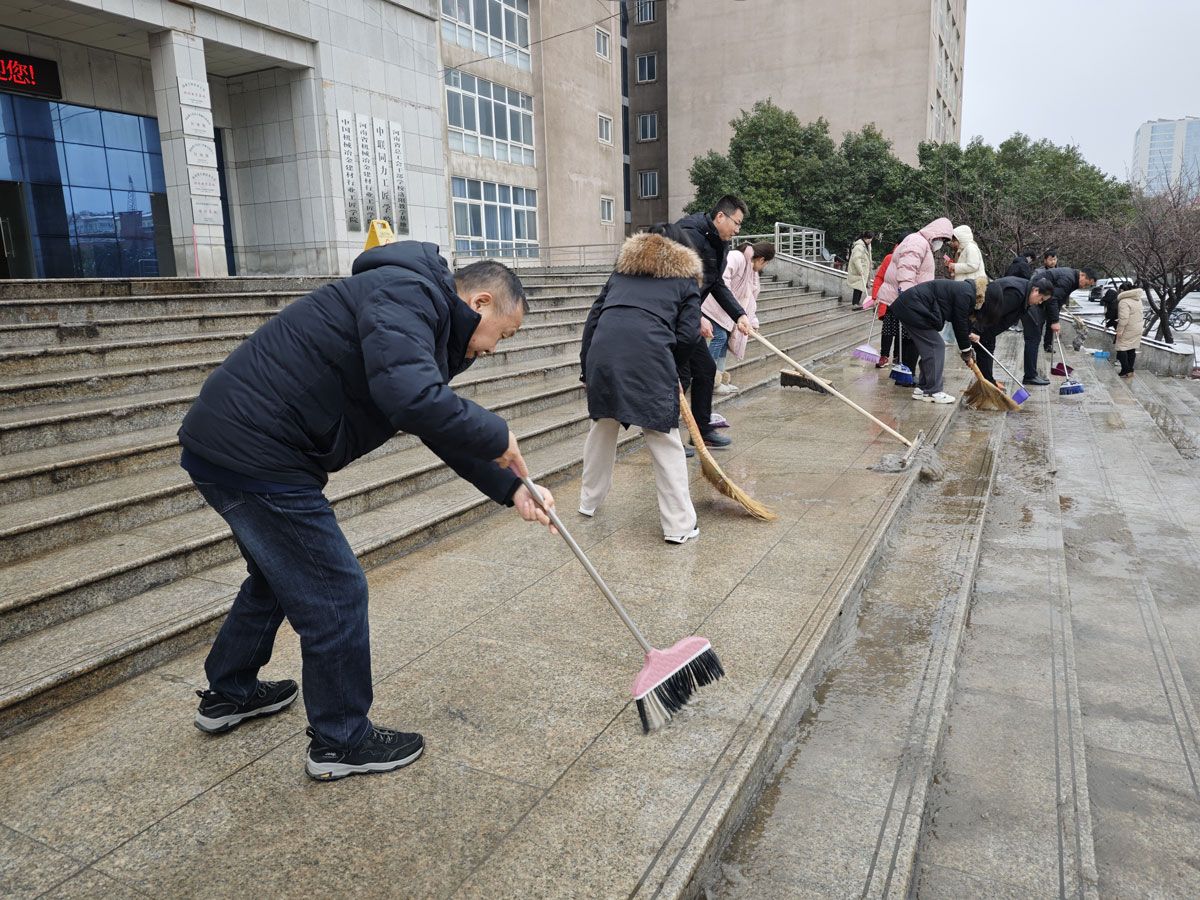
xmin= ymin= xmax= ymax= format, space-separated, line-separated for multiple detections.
xmin=364 ymin=219 xmax=395 ymax=250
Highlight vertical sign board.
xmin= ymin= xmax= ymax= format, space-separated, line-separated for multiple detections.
xmin=372 ymin=118 xmax=393 ymax=228
xmin=337 ymin=110 xmax=362 ymax=232
xmin=388 ymin=122 xmax=411 ymax=235
xmin=355 ymin=114 xmax=377 ymax=224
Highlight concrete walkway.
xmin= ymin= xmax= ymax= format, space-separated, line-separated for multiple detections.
xmin=0 ymin=353 xmax=962 ymax=899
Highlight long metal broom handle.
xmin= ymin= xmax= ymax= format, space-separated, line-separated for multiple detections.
xmin=517 ymin=474 xmax=653 ymax=653
xmin=974 ymin=342 xmax=1022 ymax=385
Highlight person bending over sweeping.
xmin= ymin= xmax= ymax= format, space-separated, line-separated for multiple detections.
xmin=1024 ymin=265 xmax=1098 ymax=384
xmin=970 ymin=276 xmax=1054 ymax=385
xmin=675 ymin=195 xmax=753 ymax=450
xmin=889 ymin=277 xmax=985 ymax=404
xmin=178 ymin=242 xmax=556 ymax=781
xmin=579 ymin=224 xmax=703 ymax=544
xmin=704 ymin=240 xmax=774 ymax=396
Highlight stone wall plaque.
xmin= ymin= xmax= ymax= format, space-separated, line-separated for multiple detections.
xmin=355 ymin=114 xmax=377 ymax=223
xmin=192 ymin=197 xmax=223 ymax=225
xmin=177 ymin=76 xmax=211 ymax=108
xmin=337 ymin=110 xmax=362 ymax=232
xmin=388 ymin=121 xmax=410 ymax=235
xmin=181 ymin=106 xmax=214 ymax=139
xmin=185 ymin=138 xmax=217 ymax=168
xmin=372 ymin=118 xmax=393 ymax=228
xmin=188 ymin=166 xmax=221 ymax=197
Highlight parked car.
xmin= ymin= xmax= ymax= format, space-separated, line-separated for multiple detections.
xmin=1088 ymin=277 xmax=1131 ymax=302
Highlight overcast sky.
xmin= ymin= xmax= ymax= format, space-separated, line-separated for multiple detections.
xmin=961 ymin=0 xmax=1199 ymax=180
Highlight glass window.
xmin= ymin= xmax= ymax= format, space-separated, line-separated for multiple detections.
xmin=638 ymin=170 xmax=659 ymax=199
xmin=0 ymin=93 xmax=15 ymax=135
xmin=598 ymin=114 xmax=613 ymax=144
xmin=636 ymin=0 xmax=656 ymax=23
xmin=596 ymin=27 xmax=611 ymax=59
xmin=22 ymin=137 xmax=68 ymax=184
xmin=28 ymin=183 xmax=72 ymax=236
xmin=638 ymin=112 xmax=658 ymax=142
xmin=445 ymin=73 xmax=535 ymax=166
xmin=0 ymin=135 xmax=20 ymax=181
xmin=12 ymin=96 xmax=54 ymax=139
xmin=106 ymin=148 xmax=149 ymax=192
xmin=637 ymin=53 xmax=657 ymax=83
xmin=600 ymin=196 xmax=614 ymax=223
xmin=55 ymin=106 xmax=103 ymax=146
xmin=101 ymin=111 xmax=146 ymax=151
xmin=443 ymin=0 xmax=530 ymax=70
xmin=449 ymin=177 xmax=538 ymax=258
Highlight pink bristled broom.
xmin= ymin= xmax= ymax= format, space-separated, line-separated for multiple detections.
xmin=851 ymin=309 xmax=881 ymax=364
xmin=518 ymin=476 xmax=724 ymax=731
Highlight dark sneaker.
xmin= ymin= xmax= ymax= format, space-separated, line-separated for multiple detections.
xmin=684 ymin=445 xmax=695 ymax=458
xmin=692 ymin=430 xmax=732 ymax=449
xmin=305 ymin=725 xmax=425 ymax=781
xmin=1022 ymin=376 xmax=1050 ymax=386
xmin=194 ymin=679 xmax=298 ymax=733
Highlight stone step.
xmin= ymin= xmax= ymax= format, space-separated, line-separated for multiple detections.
xmin=0 ymin=291 xmax=306 ymax=326
xmin=0 ymin=317 xmax=864 ymax=736
xmin=0 ymin=276 xmax=329 ymax=302
xmin=0 ymin=295 xmax=844 ymax=423
xmin=0 ymin=287 xmax=821 ymax=377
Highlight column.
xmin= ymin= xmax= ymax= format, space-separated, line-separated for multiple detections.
xmin=149 ymin=30 xmax=228 ymax=277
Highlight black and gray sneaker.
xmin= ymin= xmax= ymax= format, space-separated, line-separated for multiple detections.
xmin=305 ymin=725 xmax=425 ymax=781
xmin=194 ymin=679 xmax=298 ymax=734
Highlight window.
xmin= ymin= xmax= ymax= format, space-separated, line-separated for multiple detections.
xmin=638 ymin=170 xmax=659 ymax=199
xmin=595 ymin=27 xmax=610 ymax=60
xmin=636 ymin=0 xmax=656 ymax=23
xmin=445 ymin=70 xmax=535 ymax=166
xmin=600 ymin=196 xmax=614 ymax=224
xmin=451 ymin=176 xmax=538 ymax=258
xmin=637 ymin=112 xmax=658 ymax=142
xmin=598 ymin=114 xmax=613 ymax=144
xmin=636 ymin=53 xmax=657 ymax=83
xmin=441 ymin=0 xmax=531 ymax=72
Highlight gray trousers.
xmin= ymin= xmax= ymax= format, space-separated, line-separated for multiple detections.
xmin=908 ymin=326 xmax=947 ymax=394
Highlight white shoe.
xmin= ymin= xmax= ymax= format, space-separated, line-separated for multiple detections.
xmin=664 ymin=525 xmax=700 ymax=545
xmin=715 ymin=383 xmax=738 ymax=395
xmin=911 ymin=388 xmax=925 ymax=399
xmin=923 ymin=391 xmax=956 ymax=404
xmin=578 ymin=506 xmax=595 ymax=517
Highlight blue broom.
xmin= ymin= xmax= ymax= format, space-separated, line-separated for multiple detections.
xmin=1055 ymin=334 xmax=1084 ymax=395
xmin=974 ymin=343 xmax=1029 ymax=404
xmin=889 ymin=322 xmax=915 ymax=386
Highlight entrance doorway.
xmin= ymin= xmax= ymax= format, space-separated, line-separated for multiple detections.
xmin=0 ymin=180 xmax=35 ymax=279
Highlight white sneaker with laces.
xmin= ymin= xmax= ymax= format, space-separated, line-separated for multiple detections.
xmin=714 ymin=383 xmax=737 ymax=395
xmin=578 ymin=506 xmax=595 ymax=517
xmin=911 ymin=388 xmax=925 ymax=399
xmin=924 ymin=391 xmax=956 ymax=404
xmin=664 ymin=525 xmax=700 ymax=545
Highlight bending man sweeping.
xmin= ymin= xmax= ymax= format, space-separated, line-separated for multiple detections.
xmin=178 ymin=242 xmax=555 ymax=781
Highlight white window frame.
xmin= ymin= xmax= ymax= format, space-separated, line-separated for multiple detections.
xmin=595 ymin=27 xmax=611 ymax=60
xmin=638 ymin=170 xmax=659 ymax=199
xmin=600 ymin=196 xmax=615 ymax=224
xmin=636 ymin=52 xmax=657 ymax=84
xmin=597 ymin=113 xmax=613 ymax=145
xmin=637 ymin=112 xmax=658 ymax=142
xmin=636 ymin=0 xmax=656 ymax=24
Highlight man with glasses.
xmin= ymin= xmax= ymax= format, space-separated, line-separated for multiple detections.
xmin=676 ymin=195 xmax=753 ymax=450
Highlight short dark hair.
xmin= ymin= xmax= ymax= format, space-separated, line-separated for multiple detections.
xmin=859 ymin=231 xmax=874 ymax=241
xmin=1119 ymin=281 xmax=1135 ymax=292
xmin=1080 ymin=266 xmax=1099 ymax=281
xmin=648 ymin=221 xmax=689 ymax=246
xmin=750 ymin=241 xmax=775 ymax=262
xmin=1022 ymin=250 xmax=1035 ymax=261
xmin=1030 ymin=277 xmax=1054 ymax=295
xmin=712 ymin=195 xmax=748 ymax=220
xmin=1043 ymin=248 xmax=1058 ymax=260
xmin=455 ymin=260 xmax=528 ymax=314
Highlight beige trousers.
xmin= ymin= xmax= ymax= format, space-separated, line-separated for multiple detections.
xmin=579 ymin=418 xmax=697 ymax=538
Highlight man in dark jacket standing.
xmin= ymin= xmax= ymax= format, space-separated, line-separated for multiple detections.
xmin=969 ymin=276 xmax=1053 ymax=384
xmin=675 ymin=195 xmax=752 ymax=449
xmin=179 ymin=242 xmax=555 ymax=781
xmin=890 ymin=278 xmax=981 ymax=404
xmin=1024 ymin=265 xmax=1097 ymax=384
xmin=1003 ymin=250 xmax=1035 ymax=279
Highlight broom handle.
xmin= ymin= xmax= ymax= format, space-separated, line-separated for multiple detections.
xmin=973 ymin=342 xmax=1022 ymax=385
xmin=516 ymin=474 xmax=653 ymax=653
xmin=751 ymin=330 xmax=913 ymax=448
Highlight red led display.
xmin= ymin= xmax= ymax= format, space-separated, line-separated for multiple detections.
xmin=0 ymin=50 xmax=62 ymax=100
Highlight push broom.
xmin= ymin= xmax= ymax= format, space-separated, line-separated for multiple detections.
xmin=851 ymin=309 xmax=882 ymax=365
xmin=973 ymin=343 xmax=1030 ymax=405
xmin=677 ymin=386 xmax=776 ymax=520
xmin=1055 ymin=334 xmax=1084 ymax=395
xmin=517 ymin=476 xmax=725 ymax=731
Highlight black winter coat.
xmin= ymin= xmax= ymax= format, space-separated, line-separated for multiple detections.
xmin=580 ymin=232 xmax=703 ymax=433
xmin=675 ymin=212 xmax=746 ymax=321
xmin=891 ymin=278 xmax=976 ymax=350
xmin=975 ymin=276 xmax=1031 ymax=334
xmin=178 ymin=241 xmax=519 ymax=504
xmin=1004 ymin=256 xmax=1034 ymax=279
xmin=1031 ymin=266 xmax=1078 ymax=325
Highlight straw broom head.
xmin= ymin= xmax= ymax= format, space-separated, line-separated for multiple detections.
xmin=677 ymin=387 xmax=777 ymax=521
xmin=964 ymin=360 xmax=1020 ymax=411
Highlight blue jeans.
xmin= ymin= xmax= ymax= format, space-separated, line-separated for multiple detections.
xmin=708 ymin=326 xmax=730 ymax=370
xmin=193 ymin=480 xmax=373 ymax=751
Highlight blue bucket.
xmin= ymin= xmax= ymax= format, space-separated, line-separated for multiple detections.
xmin=1012 ymin=386 xmax=1030 ymax=405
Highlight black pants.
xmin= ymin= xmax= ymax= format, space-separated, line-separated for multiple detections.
xmin=1022 ymin=307 xmax=1047 ymax=380
xmin=880 ymin=312 xmax=899 ymax=358
xmin=1042 ymin=315 xmax=1054 ymax=351
xmin=851 ymin=288 xmax=864 ymax=308
xmin=976 ymin=330 xmax=1000 ymax=384
xmin=679 ymin=339 xmax=715 ymax=433
xmin=1117 ymin=348 xmax=1137 ymax=375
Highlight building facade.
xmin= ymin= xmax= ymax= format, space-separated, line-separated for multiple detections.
xmin=0 ymin=0 xmax=623 ymax=280
xmin=624 ymin=0 xmax=966 ymax=231
xmin=1131 ymin=117 xmax=1200 ymax=193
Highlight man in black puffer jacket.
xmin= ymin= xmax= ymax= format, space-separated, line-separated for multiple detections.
xmin=969 ymin=276 xmax=1053 ymax=384
xmin=179 ymin=241 xmax=556 ymax=781
xmin=890 ymin=277 xmax=982 ymax=404
xmin=676 ymin=195 xmax=751 ymax=449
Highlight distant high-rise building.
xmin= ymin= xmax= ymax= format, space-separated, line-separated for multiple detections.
xmin=624 ymin=0 xmax=967 ymax=230
xmin=1131 ymin=117 xmax=1200 ymax=192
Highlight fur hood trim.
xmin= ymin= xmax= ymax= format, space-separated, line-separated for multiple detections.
xmin=616 ymin=233 xmax=704 ymax=283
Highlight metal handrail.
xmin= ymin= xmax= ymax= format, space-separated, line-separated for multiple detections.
xmin=452 ymin=242 xmax=621 ymax=271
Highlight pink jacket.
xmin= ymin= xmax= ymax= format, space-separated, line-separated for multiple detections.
xmin=702 ymin=246 xmax=760 ymax=359
xmin=874 ymin=217 xmax=954 ymax=307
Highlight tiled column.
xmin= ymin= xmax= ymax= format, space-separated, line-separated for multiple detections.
xmin=149 ymin=30 xmax=228 ymax=277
